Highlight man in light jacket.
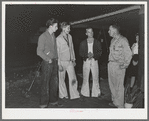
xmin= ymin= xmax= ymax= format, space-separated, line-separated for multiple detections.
xmin=56 ymin=22 xmax=80 ymax=100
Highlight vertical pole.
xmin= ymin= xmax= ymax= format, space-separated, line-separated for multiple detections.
xmin=102 ymin=26 xmax=108 ymax=53
xmin=138 ymin=5 xmax=144 ymax=92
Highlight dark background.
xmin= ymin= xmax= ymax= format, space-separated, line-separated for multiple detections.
xmin=3 ymin=2 xmax=145 ymax=111
xmin=5 ymin=4 xmax=140 ymax=73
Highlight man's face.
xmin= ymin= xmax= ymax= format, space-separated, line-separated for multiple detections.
xmin=86 ymin=28 xmax=94 ymax=38
xmin=51 ymin=23 xmax=58 ymax=32
xmin=108 ymin=26 xmax=116 ymax=37
xmin=63 ymin=25 xmax=70 ymax=34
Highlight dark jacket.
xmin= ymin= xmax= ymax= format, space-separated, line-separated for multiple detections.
xmin=79 ymin=39 xmax=102 ymax=61
xmin=37 ymin=30 xmax=58 ymax=61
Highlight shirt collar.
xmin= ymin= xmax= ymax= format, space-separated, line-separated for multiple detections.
xmin=46 ymin=29 xmax=53 ymax=36
xmin=87 ymin=38 xmax=94 ymax=43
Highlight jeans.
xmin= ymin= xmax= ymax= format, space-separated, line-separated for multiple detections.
xmin=40 ymin=59 xmax=59 ymax=106
xmin=81 ymin=58 xmax=101 ymax=97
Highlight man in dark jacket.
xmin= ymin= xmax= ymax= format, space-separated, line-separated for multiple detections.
xmin=79 ymin=27 xmax=102 ymax=97
xmin=37 ymin=18 xmax=63 ymax=108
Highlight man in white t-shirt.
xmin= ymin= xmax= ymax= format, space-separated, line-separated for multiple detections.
xmin=79 ymin=27 xmax=102 ymax=98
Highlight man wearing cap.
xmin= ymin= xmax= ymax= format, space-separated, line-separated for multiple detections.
xmin=56 ymin=22 xmax=80 ymax=100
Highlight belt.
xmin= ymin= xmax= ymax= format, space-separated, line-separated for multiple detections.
xmin=109 ymin=60 xmax=121 ymax=64
xmin=52 ymin=58 xmax=58 ymax=61
xmin=109 ymin=60 xmax=116 ymax=62
xmin=109 ymin=60 xmax=124 ymax=64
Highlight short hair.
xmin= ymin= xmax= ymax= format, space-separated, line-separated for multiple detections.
xmin=135 ymin=33 xmax=139 ymax=36
xmin=86 ymin=27 xmax=93 ymax=32
xmin=60 ymin=22 xmax=70 ymax=30
xmin=46 ymin=18 xmax=58 ymax=28
xmin=111 ymin=23 xmax=120 ymax=33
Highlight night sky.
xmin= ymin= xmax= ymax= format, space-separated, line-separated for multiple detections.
xmin=6 ymin=4 xmax=132 ymax=34
xmin=5 ymin=4 xmax=137 ymax=66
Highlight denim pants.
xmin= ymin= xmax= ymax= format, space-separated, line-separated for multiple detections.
xmin=59 ymin=61 xmax=80 ymax=99
xmin=108 ymin=61 xmax=126 ymax=108
xmin=81 ymin=58 xmax=101 ymax=97
xmin=40 ymin=59 xmax=59 ymax=106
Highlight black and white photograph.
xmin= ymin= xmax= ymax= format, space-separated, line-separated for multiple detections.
xmin=2 ymin=1 xmax=148 ymax=119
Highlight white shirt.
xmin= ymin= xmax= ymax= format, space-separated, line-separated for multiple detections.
xmin=88 ymin=42 xmax=93 ymax=53
xmin=131 ymin=43 xmax=138 ymax=54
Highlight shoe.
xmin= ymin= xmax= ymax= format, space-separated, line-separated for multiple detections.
xmin=109 ymin=102 xmax=117 ymax=107
xmin=54 ymin=103 xmax=64 ymax=107
xmin=97 ymin=93 xmax=104 ymax=99
xmin=101 ymin=93 xmax=105 ymax=96
xmin=50 ymin=102 xmax=63 ymax=107
xmin=97 ymin=96 xmax=103 ymax=99
xmin=39 ymin=105 xmax=47 ymax=108
xmin=79 ymin=95 xmax=85 ymax=102
xmin=61 ymin=97 xmax=69 ymax=102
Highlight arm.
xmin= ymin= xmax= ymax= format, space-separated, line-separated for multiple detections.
xmin=70 ymin=36 xmax=76 ymax=61
xmin=56 ymin=37 xmax=64 ymax=71
xmin=56 ymin=37 xmax=61 ymax=66
xmin=79 ymin=42 xmax=84 ymax=58
xmin=93 ymin=40 xmax=102 ymax=59
xmin=120 ymin=39 xmax=132 ymax=69
xmin=37 ymin=35 xmax=51 ymax=61
xmin=71 ymin=40 xmax=76 ymax=66
xmin=123 ymin=39 xmax=132 ymax=67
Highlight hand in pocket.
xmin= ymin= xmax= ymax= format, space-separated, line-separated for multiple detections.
xmin=49 ymin=59 xmax=52 ymax=63
xmin=59 ymin=65 xmax=63 ymax=72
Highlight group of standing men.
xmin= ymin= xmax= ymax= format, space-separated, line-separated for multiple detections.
xmin=37 ymin=18 xmax=132 ymax=108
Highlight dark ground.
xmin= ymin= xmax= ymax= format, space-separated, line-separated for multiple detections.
xmin=5 ymin=78 xmax=113 ymax=108
xmin=5 ymin=54 xmax=115 ymax=108
xmin=5 ymin=54 xmax=144 ymax=109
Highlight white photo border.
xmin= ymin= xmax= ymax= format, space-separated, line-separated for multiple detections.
xmin=2 ymin=1 xmax=148 ymax=119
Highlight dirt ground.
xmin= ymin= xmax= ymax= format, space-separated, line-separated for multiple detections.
xmin=5 ymin=62 xmax=114 ymax=108
xmin=5 ymin=79 xmax=113 ymax=108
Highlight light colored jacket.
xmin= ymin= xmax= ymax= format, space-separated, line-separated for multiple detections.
xmin=56 ymin=33 xmax=75 ymax=65
xmin=109 ymin=35 xmax=132 ymax=66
